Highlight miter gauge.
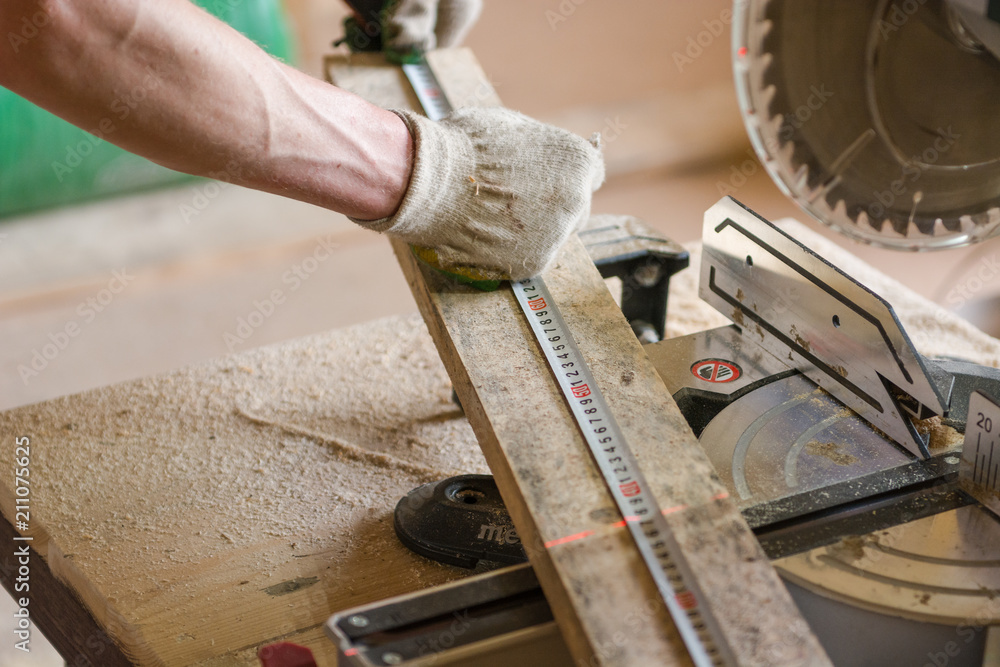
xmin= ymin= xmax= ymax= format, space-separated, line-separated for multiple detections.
xmin=650 ymin=197 xmax=990 ymax=528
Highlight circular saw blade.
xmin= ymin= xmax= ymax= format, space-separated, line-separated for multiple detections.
xmin=734 ymin=0 xmax=1000 ymax=249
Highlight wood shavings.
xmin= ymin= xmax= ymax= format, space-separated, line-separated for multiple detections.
xmin=805 ymin=441 xmax=859 ymax=466
xmin=915 ymin=415 xmax=964 ymax=451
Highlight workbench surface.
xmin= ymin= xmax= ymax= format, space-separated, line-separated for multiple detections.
xmin=1 ymin=222 xmax=998 ymax=666
xmin=0 ymin=313 xmax=493 ymax=666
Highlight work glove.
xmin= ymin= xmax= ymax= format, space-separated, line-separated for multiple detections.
xmin=384 ymin=0 xmax=483 ymax=52
xmin=353 ymin=108 xmax=605 ymax=281
xmin=340 ymin=0 xmax=481 ymax=54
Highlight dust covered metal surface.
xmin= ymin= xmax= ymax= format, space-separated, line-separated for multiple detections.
xmin=700 ymin=197 xmax=951 ymax=459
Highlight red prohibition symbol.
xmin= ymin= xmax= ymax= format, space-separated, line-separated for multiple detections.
xmin=691 ymin=359 xmax=742 ymax=383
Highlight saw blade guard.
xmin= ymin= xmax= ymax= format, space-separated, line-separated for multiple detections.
xmin=733 ymin=0 xmax=1000 ymax=250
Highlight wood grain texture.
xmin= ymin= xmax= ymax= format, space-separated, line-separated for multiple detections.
xmin=327 ymin=48 xmax=830 ymax=665
xmin=391 ymin=236 xmax=827 ymax=666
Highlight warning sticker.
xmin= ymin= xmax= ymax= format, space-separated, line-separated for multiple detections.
xmin=691 ymin=359 xmax=741 ymax=383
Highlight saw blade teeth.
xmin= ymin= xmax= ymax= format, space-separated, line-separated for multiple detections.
xmin=905 ymin=218 xmax=932 ymax=240
xmin=876 ymin=214 xmax=907 ymax=240
xmin=960 ymin=214 xmax=978 ymax=235
xmin=932 ymin=217 xmax=950 ymax=238
xmin=759 ymin=78 xmax=777 ymax=110
xmin=968 ymin=208 xmax=1000 ymax=243
xmin=969 ymin=210 xmax=989 ymax=230
xmin=740 ymin=0 xmax=1000 ymax=249
xmin=887 ymin=214 xmax=909 ymax=238
xmin=831 ymin=198 xmax=849 ymax=224
xmin=854 ymin=209 xmax=876 ymax=235
xmin=940 ymin=215 xmax=961 ymax=234
xmin=983 ymin=207 xmax=1000 ymax=239
xmin=790 ymin=164 xmax=809 ymax=191
xmin=777 ymin=137 xmax=796 ymax=166
xmin=759 ymin=14 xmax=775 ymax=39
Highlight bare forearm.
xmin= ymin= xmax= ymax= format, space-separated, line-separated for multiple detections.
xmin=0 ymin=0 xmax=412 ymax=219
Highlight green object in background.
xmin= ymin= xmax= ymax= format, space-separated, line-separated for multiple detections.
xmin=0 ymin=0 xmax=296 ymax=219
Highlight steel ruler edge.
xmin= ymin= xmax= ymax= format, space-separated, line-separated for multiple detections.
xmin=401 ymin=57 xmax=731 ymax=666
xmin=511 ymin=278 xmax=732 ymax=666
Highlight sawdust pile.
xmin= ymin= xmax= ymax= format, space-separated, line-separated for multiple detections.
xmin=914 ymin=415 xmax=964 ymax=451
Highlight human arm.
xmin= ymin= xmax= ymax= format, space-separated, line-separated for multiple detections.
xmin=0 ymin=0 xmax=412 ymax=220
xmin=0 ymin=0 xmax=604 ymax=279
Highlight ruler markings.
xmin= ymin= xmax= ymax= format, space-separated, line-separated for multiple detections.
xmin=402 ymin=58 xmax=733 ymax=666
xmin=961 ymin=391 xmax=1000 ymax=519
xmin=512 ymin=277 xmax=731 ymax=667
xmin=401 ymin=62 xmax=453 ymax=121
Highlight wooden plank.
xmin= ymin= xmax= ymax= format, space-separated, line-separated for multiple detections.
xmin=0 ymin=514 xmax=133 ymax=666
xmin=0 ymin=315 xmax=493 ymax=665
xmin=329 ymin=48 xmax=829 ymax=665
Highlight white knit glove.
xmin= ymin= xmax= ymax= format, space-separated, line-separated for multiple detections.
xmin=385 ymin=0 xmax=483 ymax=52
xmin=354 ymin=108 xmax=605 ymax=280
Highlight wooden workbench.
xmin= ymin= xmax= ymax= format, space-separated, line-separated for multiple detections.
xmin=2 ymin=219 xmax=998 ymax=665
xmin=0 ymin=314 xmax=495 ymax=666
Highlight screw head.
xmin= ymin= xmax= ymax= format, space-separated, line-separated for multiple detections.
xmin=944 ymin=456 xmax=960 ymax=465
xmin=348 ymin=614 xmax=369 ymax=628
xmin=382 ymin=651 xmax=404 ymax=664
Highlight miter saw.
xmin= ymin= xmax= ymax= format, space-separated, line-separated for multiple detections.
xmin=324 ymin=1 xmax=1000 ymax=665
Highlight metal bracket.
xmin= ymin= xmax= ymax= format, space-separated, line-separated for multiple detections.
xmin=579 ymin=215 xmax=689 ymax=343
xmin=700 ymin=197 xmax=953 ymax=459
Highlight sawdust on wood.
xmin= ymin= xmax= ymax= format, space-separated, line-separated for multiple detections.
xmin=0 ymin=313 xmax=491 ymax=664
xmin=234 ymin=406 xmax=449 ymax=479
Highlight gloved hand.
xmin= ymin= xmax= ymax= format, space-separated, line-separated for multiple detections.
xmin=384 ymin=0 xmax=483 ymax=52
xmin=352 ymin=108 xmax=606 ymax=281
xmin=341 ymin=0 xmax=481 ymax=54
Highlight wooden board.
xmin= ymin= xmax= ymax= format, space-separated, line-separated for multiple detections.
xmin=0 ymin=315 xmax=494 ymax=666
xmin=328 ymin=48 xmax=830 ymax=666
